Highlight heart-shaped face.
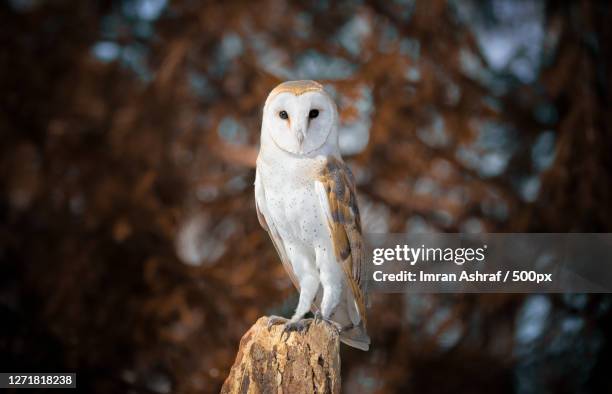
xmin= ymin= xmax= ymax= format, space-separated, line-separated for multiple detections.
xmin=262 ymin=84 xmax=338 ymax=156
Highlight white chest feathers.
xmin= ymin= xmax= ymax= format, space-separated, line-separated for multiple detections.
xmin=257 ymin=155 xmax=328 ymax=248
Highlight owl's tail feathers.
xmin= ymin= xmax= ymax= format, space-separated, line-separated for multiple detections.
xmin=340 ymin=321 xmax=370 ymax=351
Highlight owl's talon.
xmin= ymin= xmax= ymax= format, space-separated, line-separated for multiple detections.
xmin=318 ymin=316 xmax=343 ymax=333
xmin=267 ymin=315 xmax=288 ymax=331
xmin=280 ymin=319 xmax=312 ymax=340
xmin=283 ymin=320 xmax=307 ymax=333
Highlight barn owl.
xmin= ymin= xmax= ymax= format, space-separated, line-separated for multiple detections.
xmin=254 ymin=80 xmax=370 ymax=351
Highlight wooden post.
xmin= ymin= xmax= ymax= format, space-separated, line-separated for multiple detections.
xmin=221 ymin=316 xmax=341 ymax=394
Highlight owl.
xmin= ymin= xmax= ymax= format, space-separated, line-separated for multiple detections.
xmin=254 ymin=80 xmax=370 ymax=351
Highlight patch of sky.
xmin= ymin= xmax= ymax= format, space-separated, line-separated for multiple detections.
xmin=225 ymin=175 xmax=248 ymax=193
xmin=482 ymin=95 xmax=502 ymax=112
xmin=481 ymin=198 xmax=509 ymax=221
xmin=348 ymin=162 xmax=371 ymax=185
xmin=459 ymin=48 xmax=482 ymax=77
xmin=405 ymin=67 xmax=421 ymax=82
xmin=92 ymin=41 xmax=121 ymax=62
xmin=413 ymin=177 xmax=439 ymax=196
xmin=404 ymin=294 xmax=435 ymax=326
xmin=460 ymin=49 xmax=509 ymax=95
xmin=405 ymin=215 xmax=436 ymax=234
xmin=133 ymin=20 xmax=155 ymax=39
xmin=456 ymin=121 xmax=516 ymax=177
xmin=177 ymin=216 xmax=237 ymax=266
xmin=377 ymin=23 xmax=399 ymax=54
xmin=561 ymin=316 xmax=584 ymax=335
xmin=437 ymin=320 xmax=462 ymax=350
xmin=96 ymin=11 xmax=157 ymax=78
xmin=425 ymin=306 xmax=451 ymax=337
xmin=445 ymin=82 xmax=461 ymax=105
xmin=338 ymin=85 xmax=372 ymax=155
xmin=99 ymin=11 xmax=154 ymax=41
xmin=217 ymin=117 xmax=248 ymax=146
xmin=562 ymin=294 xmax=588 ymax=310
xmin=354 ymin=370 xmax=381 ymax=393
xmin=210 ymin=32 xmax=244 ymax=78
xmin=122 ymin=0 xmax=167 ymax=21
xmin=250 ymin=34 xmax=292 ymax=78
xmin=519 ymin=176 xmax=540 ymax=202
xmin=202 ymin=218 xmax=238 ymax=263
xmin=294 ymin=12 xmax=313 ymax=39
xmin=196 ymin=185 xmax=218 ymax=203
xmin=294 ymin=50 xmax=356 ymax=80
xmin=323 ymin=84 xmax=338 ymax=100
xmin=455 ymin=0 xmax=546 ymax=84
xmin=336 ymin=14 xmax=371 ymax=56
xmin=531 ymin=131 xmax=556 ymax=171
xmin=399 ymin=38 xmax=420 ymax=60
xmin=121 ymin=44 xmax=153 ymax=82
xmin=546 ymin=317 xmax=602 ymax=372
xmin=361 ymin=199 xmax=390 ymax=233
xmin=417 ymin=112 xmax=450 ymax=148
xmin=432 ymin=209 xmax=454 ymax=227
xmin=189 ymin=72 xmax=215 ymax=100
xmin=339 ymin=121 xmax=370 ymax=156
xmin=252 ymin=34 xmax=356 ymax=80
xmin=515 ymin=295 xmax=551 ymax=346
xmin=461 ymin=217 xmax=484 ymax=233
xmin=481 ymin=152 xmax=509 ymax=177
xmin=220 ymin=33 xmax=244 ymax=61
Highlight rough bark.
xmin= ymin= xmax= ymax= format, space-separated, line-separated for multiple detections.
xmin=221 ymin=316 xmax=341 ymax=394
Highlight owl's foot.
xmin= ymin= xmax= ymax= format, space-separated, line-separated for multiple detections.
xmin=313 ymin=312 xmax=343 ymax=333
xmin=279 ymin=318 xmax=315 ymax=340
xmin=283 ymin=320 xmax=308 ymax=333
xmin=266 ymin=315 xmax=288 ymax=331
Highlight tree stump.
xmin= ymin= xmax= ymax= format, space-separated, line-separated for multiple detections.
xmin=221 ymin=316 xmax=341 ymax=394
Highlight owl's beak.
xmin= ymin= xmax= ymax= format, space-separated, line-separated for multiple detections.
xmin=295 ymin=130 xmax=305 ymax=146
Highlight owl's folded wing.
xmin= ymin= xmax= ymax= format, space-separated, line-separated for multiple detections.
xmin=254 ymin=170 xmax=300 ymax=291
xmin=315 ymin=157 xmax=367 ymax=326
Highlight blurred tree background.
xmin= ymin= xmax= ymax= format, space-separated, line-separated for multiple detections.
xmin=1 ymin=0 xmax=611 ymax=393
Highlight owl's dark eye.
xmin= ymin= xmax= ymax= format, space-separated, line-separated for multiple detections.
xmin=279 ymin=110 xmax=289 ymax=120
xmin=309 ymin=109 xmax=319 ymax=119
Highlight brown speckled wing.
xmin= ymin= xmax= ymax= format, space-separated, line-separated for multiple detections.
xmin=317 ymin=157 xmax=367 ymax=326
